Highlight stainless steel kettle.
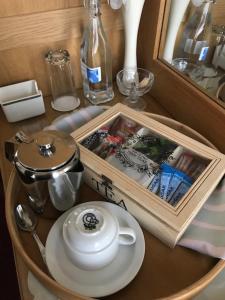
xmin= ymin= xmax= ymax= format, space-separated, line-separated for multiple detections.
xmin=5 ymin=130 xmax=84 ymax=214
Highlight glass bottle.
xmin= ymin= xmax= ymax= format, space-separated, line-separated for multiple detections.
xmin=80 ymin=0 xmax=114 ymax=105
xmin=173 ymin=0 xmax=216 ymax=67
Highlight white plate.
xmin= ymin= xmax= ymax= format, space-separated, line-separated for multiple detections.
xmin=45 ymin=201 xmax=145 ymax=298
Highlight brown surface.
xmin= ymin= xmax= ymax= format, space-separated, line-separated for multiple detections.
xmin=6 ymin=178 xmax=220 ymax=300
xmin=2 ymin=94 xmax=225 ymax=300
xmin=0 ymin=3 xmax=123 ymax=96
xmin=0 ymin=1 xmax=110 ymax=17
xmin=0 ymin=1 xmax=225 ymax=299
xmin=0 ymin=91 xmax=170 ymax=300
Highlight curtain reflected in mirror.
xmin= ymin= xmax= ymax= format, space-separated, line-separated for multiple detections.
xmin=161 ymin=0 xmax=225 ymax=106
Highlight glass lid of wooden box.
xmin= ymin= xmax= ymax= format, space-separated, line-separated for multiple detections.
xmin=72 ymin=104 xmax=225 ymax=246
xmin=81 ymin=114 xmax=210 ymax=208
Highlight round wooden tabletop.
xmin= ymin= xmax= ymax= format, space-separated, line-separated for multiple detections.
xmin=5 ymin=111 xmax=225 ymax=300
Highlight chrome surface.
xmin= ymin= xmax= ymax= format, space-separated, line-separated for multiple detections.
xmin=16 ymin=130 xmax=78 ymax=171
xmin=6 ymin=130 xmax=84 ymax=213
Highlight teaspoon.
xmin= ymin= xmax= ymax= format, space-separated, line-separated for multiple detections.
xmin=15 ymin=204 xmax=46 ymax=264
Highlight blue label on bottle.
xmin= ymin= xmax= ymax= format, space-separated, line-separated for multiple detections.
xmin=199 ymin=47 xmax=209 ymax=61
xmin=87 ymin=66 xmax=101 ymax=84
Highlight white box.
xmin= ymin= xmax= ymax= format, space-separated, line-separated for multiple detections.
xmin=0 ymin=80 xmax=45 ymax=122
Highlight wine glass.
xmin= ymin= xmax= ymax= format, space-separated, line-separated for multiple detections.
xmin=116 ymin=68 xmax=154 ymax=111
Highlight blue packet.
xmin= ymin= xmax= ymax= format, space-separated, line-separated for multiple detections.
xmin=169 ymin=178 xmax=192 ymax=206
xmin=166 ymin=169 xmax=192 ymax=201
xmin=159 ymin=163 xmax=175 ymax=200
xmin=148 ymin=172 xmax=161 ymax=194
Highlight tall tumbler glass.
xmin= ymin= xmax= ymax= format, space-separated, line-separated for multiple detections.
xmin=45 ymin=49 xmax=80 ymax=112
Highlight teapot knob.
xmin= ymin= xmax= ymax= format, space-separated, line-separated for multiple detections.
xmin=36 ymin=136 xmax=55 ymax=156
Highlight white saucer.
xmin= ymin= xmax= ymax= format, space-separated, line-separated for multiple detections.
xmin=45 ymin=201 xmax=145 ymax=298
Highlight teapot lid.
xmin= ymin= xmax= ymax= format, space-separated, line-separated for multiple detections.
xmin=16 ymin=130 xmax=78 ymax=171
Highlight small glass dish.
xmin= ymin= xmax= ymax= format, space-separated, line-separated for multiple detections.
xmin=171 ymin=58 xmax=205 ymax=82
xmin=116 ymin=68 xmax=154 ymax=111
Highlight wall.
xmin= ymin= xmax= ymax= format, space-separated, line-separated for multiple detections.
xmin=0 ymin=0 xmax=124 ymax=96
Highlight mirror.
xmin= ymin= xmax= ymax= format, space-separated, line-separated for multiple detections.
xmin=160 ymin=0 xmax=225 ymax=107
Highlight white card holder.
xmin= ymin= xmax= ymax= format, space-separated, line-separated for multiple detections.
xmin=0 ymin=80 xmax=45 ymax=122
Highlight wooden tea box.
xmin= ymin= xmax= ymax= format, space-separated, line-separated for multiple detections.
xmin=72 ymin=103 xmax=225 ymax=247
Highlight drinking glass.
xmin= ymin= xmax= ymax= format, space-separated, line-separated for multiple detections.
xmin=116 ymin=68 xmax=154 ymax=111
xmin=45 ymin=49 xmax=80 ymax=112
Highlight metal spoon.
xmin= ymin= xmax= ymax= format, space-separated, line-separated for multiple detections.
xmin=15 ymin=204 xmax=46 ymax=264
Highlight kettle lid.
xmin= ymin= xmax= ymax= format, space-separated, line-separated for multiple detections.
xmin=16 ymin=130 xmax=78 ymax=171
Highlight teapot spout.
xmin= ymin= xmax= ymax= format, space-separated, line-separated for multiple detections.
xmin=5 ymin=131 xmax=33 ymax=163
xmin=5 ymin=140 xmax=17 ymax=163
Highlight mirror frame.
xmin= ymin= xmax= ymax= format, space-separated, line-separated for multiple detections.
xmin=138 ymin=0 xmax=225 ymax=153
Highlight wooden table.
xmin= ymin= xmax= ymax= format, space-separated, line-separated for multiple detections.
xmin=1 ymin=91 xmax=224 ymax=300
